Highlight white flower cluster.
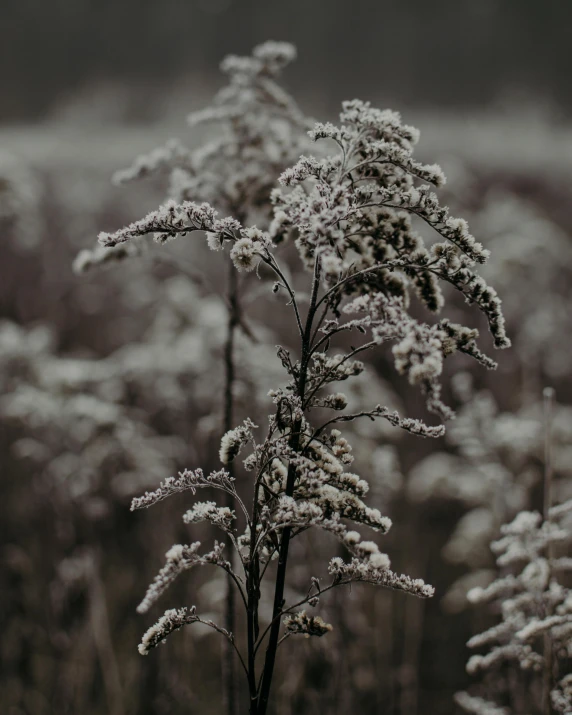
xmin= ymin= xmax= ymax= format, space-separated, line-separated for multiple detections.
xmin=291 ymin=438 xmax=391 ymax=533
xmin=229 ymin=227 xmax=271 ymax=272
xmin=407 ymin=381 xmax=570 ymax=621
xmin=112 ymin=138 xmax=192 ymax=186
xmin=98 ymin=200 xmax=221 ymax=247
xmin=308 ymin=352 xmax=365 ymax=386
xmin=72 ymin=39 xmax=516 ymax=699
xmin=428 ymin=244 xmax=509 ymax=350
xmin=130 ymin=468 xmax=232 ymax=510
xmin=344 ymin=293 xmax=453 ymax=419
xmin=270 ymin=97 xmax=510 ymax=359
xmin=267 ymin=495 xmax=324 ymax=530
xmin=191 ymin=40 xmax=304 ymax=129
xmin=313 ymin=392 xmax=348 ymax=411
xmin=374 ymin=406 xmax=445 ymax=438
xmin=219 ymin=418 xmax=257 ymax=464
xmin=137 ymin=541 xmax=227 ymax=614
xmin=85 ymin=39 xmax=307 ymax=286
xmin=328 ymin=555 xmax=434 ymax=598
xmin=490 ymin=511 xmax=566 ymax=567
xmin=457 ymin=502 xmax=572 ymax=713
xmin=0 ymin=322 xmax=199 ymax=513
xmin=552 ymin=674 xmax=572 ymax=714
xmin=283 ymin=611 xmax=333 ymax=638
xmin=73 ymin=238 xmax=146 ymax=275
xmin=439 ymin=319 xmax=499 ymax=371
xmin=454 ymin=692 xmax=509 ymax=715
xmin=138 ymin=606 xmax=199 ymax=655
xmin=182 ymin=501 xmax=235 ymax=531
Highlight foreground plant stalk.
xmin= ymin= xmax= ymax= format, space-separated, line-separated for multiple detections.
xmin=89 ymin=42 xmax=512 ymax=713
xmin=223 ymin=260 xmax=240 ymax=715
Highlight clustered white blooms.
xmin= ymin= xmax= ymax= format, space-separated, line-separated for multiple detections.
xmin=271 ymin=100 xmax=509 ymax=350
xmin=89 ymin=42 xmax=510 ymax=715
xmin=76 ymin=40 xmax=308 ymax=276
xmin=68 ymin=46 xmax=314 ymax=711
xmin=407 ymin=377 xmax=572 ymax=614
xmin=136 ymin=541 xmax=229 ymax=616
xmin=456 ymin=500 xmax=572 ymax=715
xmin=552 ymin=674 xmax=572 ymax=714
xmin=454 ymin=692 xmax=510 ymax=715
xmin=138 ymin=606 xmax=201 ymax=655
xmin=219 ymin=418 xmax=257 ymax=464
xmin=130 ymin=467 xmax=236 ymax=509
xmin=283 ymin=611 xmax=333 ymax=638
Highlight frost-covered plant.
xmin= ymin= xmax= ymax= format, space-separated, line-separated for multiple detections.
xmin=94 ymin=52 xmax=510 ymax=709
xmin=408 ymin=378 xmax=572 ymax=613
xmin=76 ymin=41 xmax=309 ymax=714
xmin=75 ymin=40 xmax=307 ymax=276
xmin=456 ymin=390 xmax=572 ymax=715
xmin=455 ymin=502 xmax=572 ymax=715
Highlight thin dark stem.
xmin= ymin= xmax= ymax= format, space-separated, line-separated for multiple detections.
xmin=309 ymin=300 xmax=332 ymax=348
xmin=220 ymin=563 xmax=248 ymax=611
xmin=223 ymin=260 xmax=239 ymax=715
xmin=260 ymin=253 xmax=304 ymax=338
xmin=195 ymin=616 xmax=249 ymax=680
xmin=256 ymin=259 xmax=321 ymax=714
xmin=247 ymin=451 xmax=264 ymax=712
xmin=312 ymin=261 xmax=397 ymax=314
xmin=307 ymin=406 xmax=383 ymax=446
xmin=254 ymin=580 xmax=340 ymax=658
xmin=309 ymin=318 xmax=373 ymax=357
xmin=303 ymin=340 xmax=377 ymax=409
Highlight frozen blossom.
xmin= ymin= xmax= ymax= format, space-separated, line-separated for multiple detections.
xmin=283 ymin=611 xmax=333 ymax=638
xmin=458 ymin=498 xmax=572 ymax=713
xmin=73 ymin=239 xmax=145 ymax=274
xmin=137 ymin=541 xmax=228 ymax=614
xmin=130 ymin=468 xmax=233 ymax=510
xmin=328 ymin=556 xmax=434 ymax=597
xmin=454 ymin=692 xmax=509 ymax=715
xmin=113 ymin=139 xmax=192 ymax=186
xmin=138 ymin=606 xmax=200 ymax=655
xmin=182 ymin=501 xmax=235 ymax=531
xmin=552 ymin=674 xmax=572 ymax=714
xmin=229 ymin=228 xmax=270 ymax=272
xmin=219 ymin=418 xmax=257 ymax=464
xmin=98 ymin=200 xmax=222 ymax=247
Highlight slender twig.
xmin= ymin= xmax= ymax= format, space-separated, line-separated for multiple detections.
xmin=260 ymin=253 xmax=304 ymax=338
xmin=307 ymin=407 xmax=384 ymax=445
xmin=312 ymin=260 xmax=422 ymax=314
xmin=310 ymin=319 xmax=369 ymax=356
xmin=256 ymin=259 xmax=321 ymax=714
xmin=194 ymin=616 xmax=249 ymax=680
xmin=222 ymin=259 xmax=240 ymax=715
xmin=303 ymin=340 xmax=377 ymax=408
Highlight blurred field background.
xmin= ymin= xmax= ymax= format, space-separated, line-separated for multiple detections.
xmin=1 ymin=2 xmax=572 ymax=714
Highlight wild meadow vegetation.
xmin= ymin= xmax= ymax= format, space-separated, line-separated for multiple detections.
xmin=1 ymin=43 xmax=571 ymax=715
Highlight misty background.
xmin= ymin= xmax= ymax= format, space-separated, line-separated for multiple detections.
xmin=2 ymin=0 xmax=571 ymax=123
